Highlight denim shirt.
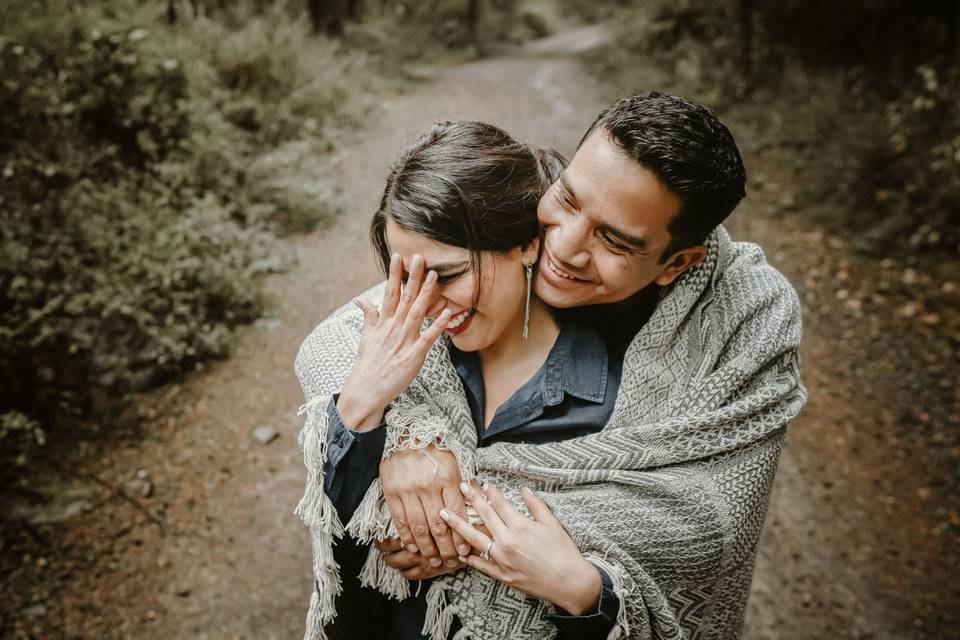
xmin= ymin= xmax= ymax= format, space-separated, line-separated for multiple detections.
xmin=321 ymin=322 xmax=622 ymax=639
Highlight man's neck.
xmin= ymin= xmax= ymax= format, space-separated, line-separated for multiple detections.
xmin=557 ymin=284 xmax=661 ymax=356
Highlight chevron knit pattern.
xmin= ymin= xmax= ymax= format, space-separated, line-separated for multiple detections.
xmin=294 ymin=226 xmax=806 ymax=640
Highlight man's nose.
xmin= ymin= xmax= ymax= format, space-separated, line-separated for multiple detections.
xmin=549 ymin=218 xmax=591 ymax=269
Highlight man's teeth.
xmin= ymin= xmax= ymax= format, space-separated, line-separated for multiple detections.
xmin=549 ymin=257 xmax=579 ymax=280
xmin=448 ymin=310 xmax=471 ymax=329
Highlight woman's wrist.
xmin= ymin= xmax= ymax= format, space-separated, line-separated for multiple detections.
xmin=335 ymin=391 xmax=386 ymax=432
xmin=551 ymin=557 xmax=601 ymax=616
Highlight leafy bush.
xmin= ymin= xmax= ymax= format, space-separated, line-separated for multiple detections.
xmin=583 ymin=0 xmax=960 ymax=256
xmin=0 ymin=4 xmax=373 ymax=469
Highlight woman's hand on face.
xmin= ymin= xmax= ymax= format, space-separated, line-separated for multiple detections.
xmin=439 ymin=483 xmax=602 ymax=616
xmin=380 ymin=444 xmax=470 ymax=570
xmin=336 ymin=253 xmax=452 ymax=431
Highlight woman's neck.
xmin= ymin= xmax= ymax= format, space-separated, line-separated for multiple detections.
xmin=477 ymin=296 xmax=560 ymax=372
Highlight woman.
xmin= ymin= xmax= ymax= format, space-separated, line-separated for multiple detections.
xmin=299 ymin=121 xmax=623 ymax=639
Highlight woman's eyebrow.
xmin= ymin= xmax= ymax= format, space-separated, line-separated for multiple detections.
xmin=425 ymin=260 xmax=469 ymax=272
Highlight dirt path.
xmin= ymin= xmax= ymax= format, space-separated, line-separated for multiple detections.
xmin=5 ymin=26 xmax=957 ymax=640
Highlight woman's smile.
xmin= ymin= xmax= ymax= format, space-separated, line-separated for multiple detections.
xmin=445 ymin=308 xmax=475 ymax=335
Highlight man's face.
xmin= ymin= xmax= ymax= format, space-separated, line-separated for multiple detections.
xmin=535 ymin=129 xmax=693 ymax=308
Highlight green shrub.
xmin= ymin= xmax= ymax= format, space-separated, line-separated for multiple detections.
xmin=0 ymin=3 xmax=374 ymax=470
xmin=584 ymin=1 xmax=959 ymax=257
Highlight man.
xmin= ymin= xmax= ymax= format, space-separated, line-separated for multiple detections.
xmin=295 ymin=92 xmax=805 ymax=639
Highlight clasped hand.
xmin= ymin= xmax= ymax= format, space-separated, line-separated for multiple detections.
xmin=376 ymin=459 xmax=601 ymax=615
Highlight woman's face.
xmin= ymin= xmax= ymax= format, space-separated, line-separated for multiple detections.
xmin=385 ymin=218 xmax=534 ymax=353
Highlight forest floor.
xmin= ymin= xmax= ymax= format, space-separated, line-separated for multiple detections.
xmin=2 ymin=25 xmax=959 ymax=640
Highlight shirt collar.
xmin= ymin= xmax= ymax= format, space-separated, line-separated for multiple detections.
xmin=542 ymin=322 xmax=609 ymax=406
xmin=448 ymin=323 xmax=610 ymax=408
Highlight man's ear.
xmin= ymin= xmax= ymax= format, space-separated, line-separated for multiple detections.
xmin=654 ymin=245 xmax=706 ymax=286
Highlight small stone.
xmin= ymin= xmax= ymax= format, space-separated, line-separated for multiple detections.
xmin=777 ymin=191 xmax=797 ymax=211
xmin=25 ymin=604 xmax=47 ymax=617
xmin=124 ymin=478 xmax=153 ymax=498
xmin=252 ymin=426 xmax=278 ymax=445
xmin=175 ymin=584 xmax=191 ymax=597
xmin=898 ymin=302 xmax=919 ymax=318
xmin=901 ymin=268 xmax=919 ymax=285
xmin=254 ymin=317 xmax=282 ymax=332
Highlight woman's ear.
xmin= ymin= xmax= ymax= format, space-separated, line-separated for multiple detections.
xmin=520 ymin=237 xmax=540 ymax=266
xmin=654 ymin=245 xmax=706 ymax=286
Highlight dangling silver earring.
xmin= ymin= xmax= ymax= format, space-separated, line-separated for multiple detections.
xmin=522 ymin=262 xmax=533 ymax=340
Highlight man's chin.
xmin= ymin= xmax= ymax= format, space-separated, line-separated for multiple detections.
xmin=533 ymin=277 xmax=593 ymax=308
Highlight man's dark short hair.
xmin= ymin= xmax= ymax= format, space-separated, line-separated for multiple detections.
xmin=581 ymin=92 xmax=747 ymax=262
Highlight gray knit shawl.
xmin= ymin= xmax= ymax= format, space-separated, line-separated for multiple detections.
xmin=294 ymin=226 xmax=806 ymax=640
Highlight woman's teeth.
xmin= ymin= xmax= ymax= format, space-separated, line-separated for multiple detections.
xmin=447 ymin=310 xmax=471 ymax=328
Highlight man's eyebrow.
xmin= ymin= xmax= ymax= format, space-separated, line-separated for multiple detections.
xmin=559 ymin=172 xmax=647 ymax=251
xmin=558 ymin=174 xmax=580 ymax=207
xmin=599 ymin=223 xmax=647 ymax=251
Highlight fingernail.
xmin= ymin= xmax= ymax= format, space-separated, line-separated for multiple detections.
xmin=439 ymin=509 xmax=449 ymax=520
xmin=426 ymin=270 xmax=437 ymax=284
xmin=458 ymin=555 xmax=467 ymax=563
xmin=407 ymin=544 xmax=418 ymax=553
xmin=390 ymin=253 xmax=399 ymax=267
xmin=412 ymin=255 xmax=422 ymax=269
xmin=458 ymin=544 xmax=470 ymax=556
xmin=446 ymin=559 xmax=458 ymax=568
xmin=429 ymin=557 xmax=442 ymax=568
xmin=459 ymin=482 xmax=470 ymax=495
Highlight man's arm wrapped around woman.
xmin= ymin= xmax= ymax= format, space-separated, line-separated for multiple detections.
xmin=294 ymin=227 xmax=806 ymax=639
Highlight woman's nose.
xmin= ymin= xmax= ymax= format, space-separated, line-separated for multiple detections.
xmin=426 ymin=296 xmax=447 ymax=319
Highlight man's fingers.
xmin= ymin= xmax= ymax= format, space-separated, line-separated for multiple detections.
xmin=403 ymin=494 xmax=441 ymax=567
xmin=373 ymin=537 xmax=404 ymax=554
xmin=382 ymin=253 xmax=402 ymax=318
xmin=382 ymin=549 xmax=421 ymax=571
xmin=441 ymin=485 xmax=471 ymax=557
xmin=385 ymin=493 xmax=417 ymax=553
xmin=421 ymin=492 xmax=459 ymax=567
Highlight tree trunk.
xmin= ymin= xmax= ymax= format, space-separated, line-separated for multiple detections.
xmin=167 ymin=0 xmax=178 ymax=24
xmin=347 ymin=0 xmax=363 ymax=22
xmin=467 ymin=0 xmax=481 ymax=53
xmin=739 ymin=0 xmax=754 ymax=80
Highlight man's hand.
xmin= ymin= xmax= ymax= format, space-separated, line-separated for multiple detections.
xmin=374 ymin=537 xmax=464 ymax=581
xmin=379 ymin=444 xmax=469 ymax=569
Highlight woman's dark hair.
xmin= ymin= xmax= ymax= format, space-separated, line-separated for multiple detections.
xmin=370 ymin=121 xmax=565 ymax=301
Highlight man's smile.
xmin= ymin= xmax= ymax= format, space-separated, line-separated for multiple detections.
xmin=544 ymin=253 xmax=594 ymax=284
